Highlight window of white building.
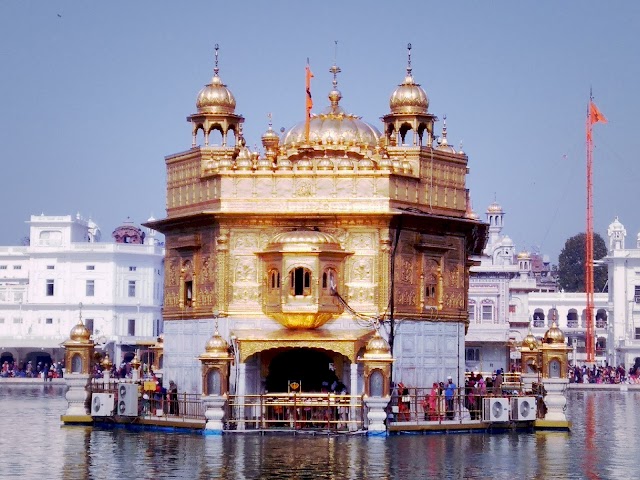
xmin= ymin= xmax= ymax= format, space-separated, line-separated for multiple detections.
xmin=13 ymin=265 xmax=21 ymax=270
xmin=47 ymin=265 xmax=55 ymax=270
xmin=86 ymin=265 xmax=95 ymax=271
xmin=468 ymin=304 xmax=476 ymax=323
xmin=0 ymin=265 xmax=6 ymax=270
xmin=128 ymin=280 xmax=136 ymax=297
xmin=634 ymin=286 xmax=640 ymax=303
xmin=45 ymin=318 xmax=53 ymax=325
xmin=13 ymin=317 xmax=22 ymax=324
xmin=86 ymin=280 xmax=95 ymax=297
xmin=635 ymin=327 xmax=640 ymax=340
xmin=129 ymin=266 xmax=137 ymax=272
xmin=128 ymin=319 xmax=136 ymax=336
xmin=85 ymin=318 xmax=93 ymax=334
xmin=481 ymin=304 xmax=494 ymax=324
xmin=46 ymin=279 xmax=54 ymax=296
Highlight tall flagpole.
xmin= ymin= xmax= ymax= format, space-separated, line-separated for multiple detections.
xmin=586 ymin=91 xmax=595 ymax=365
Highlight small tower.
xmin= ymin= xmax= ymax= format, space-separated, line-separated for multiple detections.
xmin=520 ymin=327 xmax=541 ymax=374
xmin=61 ymin=304 xmax=95 ymax=420
xmin=199 ymin=322 xmax=234 ymax=434
xmin=62 ymin=309 xmax=94 ymax=375
xmin=607 ymin=216 xmax=626 ymax=251
xmin=188 ymin=44 xmax=244 ymax=148
xmin=517 ymin=251 xmax=532 ymax=279
xmin=359 ymin=329 xmax=394 ymax=435
xmin=382 ymin=44 xmax=436 ymax=147
xmin=199 ymin=327 xmax=233 ymax=396
xmin=541 ymin=319 xmax=570 ymax=379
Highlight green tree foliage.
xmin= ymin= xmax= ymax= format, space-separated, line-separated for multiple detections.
xmin=557 ymin=232 xmax=607 ymax=292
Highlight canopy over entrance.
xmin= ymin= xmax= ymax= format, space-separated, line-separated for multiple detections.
xmin=233 ymin=328 xmax=374 ymax=364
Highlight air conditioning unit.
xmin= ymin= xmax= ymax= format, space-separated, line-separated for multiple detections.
xmin=117 ymin=383 xmax=139 ymax=416
xmin=482 ymin=397 xmax=509 ymax=422
xmin=510 ymin=396 xmax=537 ymax=421
xmin=91 ymin=393 xmax=114 ymax=417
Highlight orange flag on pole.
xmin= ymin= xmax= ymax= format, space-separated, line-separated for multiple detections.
xmin=589 ymin=101 xmax=607 ymax=125
xmin=305 ymin=59 xmax=314 ymax=142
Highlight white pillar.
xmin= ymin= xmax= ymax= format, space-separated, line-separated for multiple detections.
xmin=236 ymin=362 xmax=246 ymax=430
xmin=63 ymin=373 xmax=92 ymax=417
xmin=542 ymin=378 xmax=569 ymax=422
xmin=202 ymin=395 xmax=227 ymax=434
xmin=364 ymin=396 xmax=390 ymax=436
xmin=349 ymin=362 xmax=358 ymax=432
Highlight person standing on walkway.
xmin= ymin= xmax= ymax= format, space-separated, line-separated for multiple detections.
xmin=445 ymin=376 xmax=456 ymax=420
xmin=494 ymin=369 xmax=503 ymax=395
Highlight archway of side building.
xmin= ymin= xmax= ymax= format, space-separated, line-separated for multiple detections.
xmin=262 ymin=348 xmax=348 ymax=394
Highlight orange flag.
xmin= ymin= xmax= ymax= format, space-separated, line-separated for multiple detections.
xmin=589 ymin=101 xmax=607 ymax=125
xmin=305 ymin=61 xmax=313 ymax=113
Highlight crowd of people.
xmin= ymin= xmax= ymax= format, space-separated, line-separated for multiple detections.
xmin=1 ymin=360 xmax=64 ymax=380
xmin=568 ymin=363 xmax=640 ymax=384
xmin=392 ymin=369 xmax=515 ymax=422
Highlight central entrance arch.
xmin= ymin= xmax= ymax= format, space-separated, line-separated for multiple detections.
xmin=265 ymin=348 xmax=334 ymax=393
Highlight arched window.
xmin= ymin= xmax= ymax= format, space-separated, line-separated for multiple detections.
xmin=269 ymin=269 xmax=280 ymax=290
xmin=596 ymin=309 xmax=608 ymax=328
xmin=369 ymin=370 xmax=384 ymax=397
xmin=290 ymin=267 xmax=312 ymax=296
xmin=567 ymin=309 xmax=578 ymax=328
xmin=322 ymin=268 xmax=337 ymax=293
xmin=71 ymin=354 xmax=83 ymax=374
xmin=206 ymin=368 xmax=222 ymax=396
xmin=533 ymin=309 xmax=545 ymax=328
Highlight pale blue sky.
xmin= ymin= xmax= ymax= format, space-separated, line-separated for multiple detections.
xmin=1 ymin=1 xmax=638 ymax=262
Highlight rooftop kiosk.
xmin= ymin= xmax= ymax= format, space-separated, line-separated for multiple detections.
xmin=538 ymin=320 xmax=571 ymax=428
xmin=359 ymin=329 xmax=394 ymax=435
xmin=199 ymin=326 xmax=233 ymax=434
xmin=61 ymin=318 xmax=94 ymax=421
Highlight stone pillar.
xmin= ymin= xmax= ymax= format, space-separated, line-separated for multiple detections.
xmin=349 ymin=362 xmax=359 ymax=432
xmin=358 ymin=330 xmax=394 ymax=436
xmin=199 ymin=324 xmax=233 ymax=434
xmin=202 ymin=395 xmax=228 ymax=434
xmin=364 ymin=396 xmax=391 ymax=435
xmin=236 ymin=362 xmax=246 ymax=431
xmin=64 ymin=374 xmax=92 ymax=417
xmin=542 ymin=378 xmax=569 ymax=422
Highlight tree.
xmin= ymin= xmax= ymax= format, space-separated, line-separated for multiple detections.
xmin=557 ymin=232 xmax=607 ymax=292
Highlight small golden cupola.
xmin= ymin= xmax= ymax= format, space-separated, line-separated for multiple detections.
xmin=436 ymin=115 xmax=457 ymax=153
xmin=257 ymin=228 xmax=352 ymax=329
xmin=62 ymin=307 xmax=95 ymax=375
xmin=188 ymin=44 xmax=244 ymax=148
xmin=383 ymin=44 xmax=437 ymax=147
xmin=261 ymin=113 xmax=280 ymax=162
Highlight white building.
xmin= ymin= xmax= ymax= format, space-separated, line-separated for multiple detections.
xmin=465 ymin=201 xmax=609 ymax=372
xmin=0 ymin=214 xmax=165 ymax=369
xmin=605 ymin=217 xmax=640 ymax=368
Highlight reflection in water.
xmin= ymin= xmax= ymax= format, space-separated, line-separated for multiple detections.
xmin=1 ymin=386 xmax=639 ymax=478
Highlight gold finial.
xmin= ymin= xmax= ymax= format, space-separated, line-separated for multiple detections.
xmin=441 ymin=114 xmax=448 ymax=144
xmin=78 ymin=302 xmax=83 ymax=325
xmin=407 ymin=43 xmax=412 ymax=77
xmin=213 ymin=43 xmax=220 ymax=77
xmin=329 ymin=63 xmax=341 ymax=90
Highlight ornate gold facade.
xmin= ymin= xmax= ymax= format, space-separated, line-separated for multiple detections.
xmin=148 ymin=45 xmax=487 ymax=373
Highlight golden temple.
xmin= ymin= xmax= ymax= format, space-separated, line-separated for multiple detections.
xmin=147 ymin=44 xmax=488 ymax=398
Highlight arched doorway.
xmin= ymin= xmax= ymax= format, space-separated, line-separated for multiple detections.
xmin=265 ymin=349 xmax=335 ymax=393
xmin=0 ymin=352 xmax=14 ymax=366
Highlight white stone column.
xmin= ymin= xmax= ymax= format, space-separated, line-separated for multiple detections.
xmin=542 ymin=377 xmax=569 ymax=422
xmin=64 ymin=373 xmax=92 ymax=417
xmin=202 ymin=395 xmax=227 ymax=434
xmin=364 ymin=396 xmax=390 ymax=436
xmin=236 ymin=362 xmax=246 ymax=430
xmin=349 ymin=363 xmax=358 ymax=432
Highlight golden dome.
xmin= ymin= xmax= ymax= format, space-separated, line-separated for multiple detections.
xmin=522 ymin=329 xmax=539 ymax=351
xmin=517 ymin=250 xmax=531 ymax=260
xmin=204 ymin=330 xmax=229 ymax=355
xmin=389 ymin=75 xmax=429 ymax=115
xmin=282 ymin=63 xmax=381 ymax=150
xmin=69 ymin=321 xmax=91 ymax=342
xmin=487 ymin=201 xmax=503 ymax=214
xmin=365 ymin=330 xmax=391 ymax=356
xmin=544 ymin=321 xmax=565 ymax=345
xmin=265 ymin=229 xmax=343 ymax=252
xmin=195 ymin=46 xmax=236 ymax=115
